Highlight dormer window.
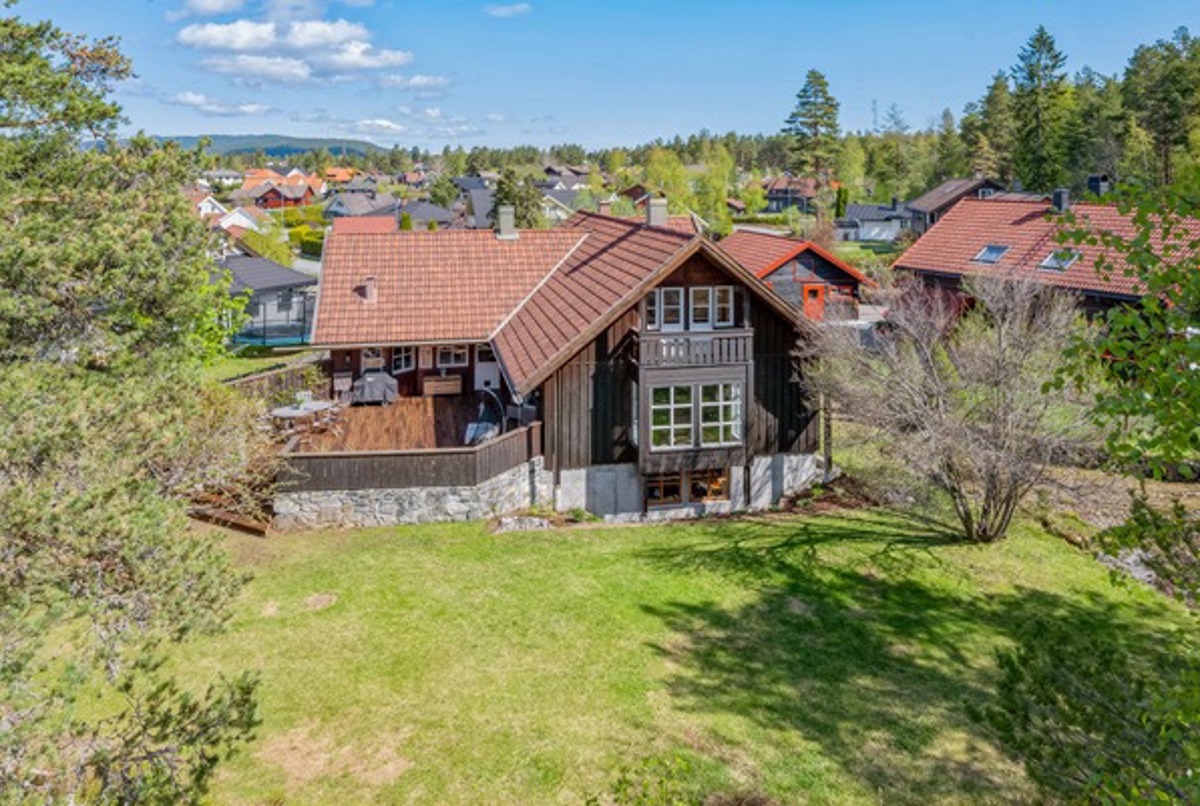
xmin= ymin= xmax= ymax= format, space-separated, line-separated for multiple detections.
xmin=978 ymin=188 xmax=995 ymax=199
xmin=973 ymin=244 xmax=1010 ymax=264
xmin=1039 ymin=249 xmax=1080 ymax=271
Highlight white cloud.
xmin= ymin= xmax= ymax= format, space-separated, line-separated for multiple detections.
xmin=316 ymin=41 xmax=413 ymax=69
xmin=484 ymin=3 xmax=532 ymax=17
xmin=167 ymin=0 xmax=245 ymax=20
xmin=285 ymin=19 xmax=369 ymax=47
xmin=485 ymin=112 xmax=506 ymax=123
xmin=178 ymin=20 xmax=276 ymax=50
xmin=378 ymin=73 xmax=450 ymax=90
xmin=205 ymin=53 xmax=312 ymax=82
xmin=262 ymin=0 xmax=326 ymax=20
xmin=169 ymin=90 xmax=270 ymax=115
xmin=354 ymin=118 xmax=408 ymax=134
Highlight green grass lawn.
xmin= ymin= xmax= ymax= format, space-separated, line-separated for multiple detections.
xmin=834 ymin=241 xmax=905 ymax=266
xmin=202 ymin=347 xmax=312 ymax=383
xmin=179 ymin=510 xmax=1191 ymax=805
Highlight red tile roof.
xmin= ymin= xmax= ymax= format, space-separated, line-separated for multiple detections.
xmin=614 ymin=213 xmax=700 ymax=235
xmin=313 ymin=229 xmax=585 ymax=346
xmin=893 ymin=198 xmax=1200 ymax=299
xmin=332 ymin=217 xmax=397 ymax=234
xmin=719 ymin=230 xmax=875 ymax=288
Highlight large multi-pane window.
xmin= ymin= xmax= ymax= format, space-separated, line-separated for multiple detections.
xmin=648 ymin=382 xmax=743 ymax=451
xmin=437 ymin=345 xmax=469 ymax=368
xmin=700 ymin=383 xmax=742 ymax=446
xmin=392 ymin=346 xmax=415 ymax=374
xmin=644 ymin=286 xmax=737 ymax=331
xmin=644 ymin=469 xmax=730 ymax=508
xmin=650 ymin=385 xmax=693 ymax=448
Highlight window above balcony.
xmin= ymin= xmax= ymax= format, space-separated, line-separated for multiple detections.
xmin=645 ymin=285 xmax=740 ymax=333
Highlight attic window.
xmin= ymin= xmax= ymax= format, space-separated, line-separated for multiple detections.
xmin=973 ymin=244 xmax=1010 ymax=264
xmin=1039 ymin=249 xmax=1081 ymax=271
xmin=978 ymin=188 xmax=995 ymax=199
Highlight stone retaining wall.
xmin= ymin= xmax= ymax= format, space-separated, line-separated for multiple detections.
xmin=273 ymin=457 xmax=552 ymax=530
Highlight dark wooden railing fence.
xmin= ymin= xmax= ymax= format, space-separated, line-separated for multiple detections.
xmin=639 ymin=329 xmax=753 ymax=368
xmin=281 ymin=422 xmax=543 ymax=492
xmin=227 ymin=359 xmax=331 ymax=402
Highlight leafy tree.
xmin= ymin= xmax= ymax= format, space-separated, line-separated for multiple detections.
xmin=1011 ymin=26 xmax=1071 ymax=190
xmin=1118 ymin=119 xmax=1156 ymax=187
xmin=783 ymin=69 xmax=840 ymax=177
xmin=1122 ymin=27 xmax=1200 ymax=186
xmin=0 ymin=6 xmax=266 ymax=800
xmin=1063 ymin=68 xmax=1127 ymax=192
xmin=490 ymin=167 xmax=542 ymax=228
xmin=427 ymin=173 xmax=459 ymax=208
xmin=738 ymin=174 xmax=767 ymax=215
xmin=241 ymin=228 xmax=293 ymax=267
xmin=694 ymin=143 xmax=734 ymax=235
xmin=835 ymin=134 xmax=867 ymax=199
xmin=643 ymin=147 xmax=694 ymax=210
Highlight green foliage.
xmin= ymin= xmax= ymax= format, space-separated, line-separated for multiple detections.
xmin=1011 ymin=26 xmax=1071 ymax=191
xmin=281 ymin=205 xmax=324 ymax=228
xmin=783 ymin=69 xmax=840 ymax=176
xmin=491 ymin=167 xmax=544 ymax=228
xmin=286 ymin=224 xmax=307 ymax=249
xmin=1123 ymin=27 xmax=1200 ymax=185
xmin=241 ymin=229 xmax=293 ymax=267
xmin=399 ymin=211 xmax=413 ymax=230
xmin=973 ymin=617 xmax=1200 ymax=803
xmin=427 ymin=218 xmax=438 ymax=231
xmin=299 ymin=229 xmax=324 ymax=257
xmin=427 ymin=174 xmax=459 ymax=208
xmin=644 ymin=147 xmax=694 ymax=211
xmin=1098 ymin=493 xmax=1200 ymax=602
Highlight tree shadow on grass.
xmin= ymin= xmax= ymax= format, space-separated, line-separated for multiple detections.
xmin=638 ymin=514 xmax=1181 ymax=803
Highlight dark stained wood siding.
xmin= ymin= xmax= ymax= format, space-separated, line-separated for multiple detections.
xmin=749 ymin=302 xmax=818 ymax=454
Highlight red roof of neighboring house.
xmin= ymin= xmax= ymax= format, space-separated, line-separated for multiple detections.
xmin=763 ymin=176 xmax=840 ymax=197
xmin=324 ymin=167 xmax=356 ymax=183
xmin=224 ymin=225 xmax=248 ymax=241
xmin=242 ymin=169 xmax=283 ymax=189
xmin=893 ymin=198 xmax=1200 ymax=299
xmin=615 ymin=213 xmax=700 ymax=235
xmin=719 ymin=230 xmax=875 ymax=287
xmin=332 ymin=217 xmax=397 ymax=234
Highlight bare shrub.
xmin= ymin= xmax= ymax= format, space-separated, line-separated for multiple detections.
xmin=805 ymin=276 xmax=1097 ymax=542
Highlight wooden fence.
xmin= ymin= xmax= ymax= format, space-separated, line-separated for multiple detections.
xmin=227 ymin=358 xmax=331 ymax=402
xmin=280 ymin=422 xmax=543 ymax=492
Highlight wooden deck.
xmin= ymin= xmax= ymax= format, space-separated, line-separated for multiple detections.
xmin=300 ymin=395 xmax=490 ymax=452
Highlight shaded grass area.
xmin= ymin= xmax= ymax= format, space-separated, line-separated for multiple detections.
xmin=202 ymin=347 xmax=312 ymax=383
xmin=178 ymin=510 xmax=1192 ymax=805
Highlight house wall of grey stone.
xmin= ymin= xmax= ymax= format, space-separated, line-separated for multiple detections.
xmin=273 ymin=457 xmax=552 ymax=530
xmin=748 ymin=453 xmax=820 ymax=511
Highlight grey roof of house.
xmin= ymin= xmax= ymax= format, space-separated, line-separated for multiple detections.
xmin=542 ymin=188 xmax=580 ymax=210
xmin=218 ymin=255 xmax=317 ymax=294
xmin=344 ymin=175 xmax=379 ymax=192
xmin=907 ymin=177 xmax=1004 ymax=214
xmin=841 ymin=202 xmax=909 ymax=223
xmin=399 ymin=199 xmax=454 ymax=224
xmin=324 ymin=191 xmax=399 ymax=217
xmin=468 ymin=188 xmax=495 ymax=228
xmin=453 ymin=176 xmax=491 ymax=194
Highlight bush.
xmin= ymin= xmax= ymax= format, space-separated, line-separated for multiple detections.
xmin=286 ymin=225 xmax=307 ymax=249
xmin=299 ymin=230 xmax=324 ymax=258
xmin=399 ymin=212 xmax=413 ymax=230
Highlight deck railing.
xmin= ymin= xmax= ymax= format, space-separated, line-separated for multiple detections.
xmin=638 ymin=329 xmax=753 ymax=368
xmin=280 ymin=421 xmax=543 ymax=492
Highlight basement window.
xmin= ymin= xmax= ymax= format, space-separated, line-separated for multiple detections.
xmin=1039 ymin=249 xmax=1080 ymax=271
xmin=972 ymin=244 xmax=1010 ymax=264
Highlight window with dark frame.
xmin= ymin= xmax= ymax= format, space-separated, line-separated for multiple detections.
xmin=437 ymin=345 xmax=469 ymax=368
xmin=392 ymin=346 xmax=415 ymax=374
xmin=644 ymin=472 xmax=683 ymax=506
xmin=689 ymin=468 xmax=729 ymax=502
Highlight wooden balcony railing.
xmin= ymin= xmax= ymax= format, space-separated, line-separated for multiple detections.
xmin=638 ymin=329 xmax=753 ymax=368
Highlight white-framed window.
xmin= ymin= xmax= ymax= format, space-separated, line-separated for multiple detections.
xmin=660 ymin=288 xmax=684 ymax=332
xmin=437 ymin=345 xmax=469 ymax=368
xmin=700 ymin=383 xmax=743 ymax=446
xmin=392 ymin=346 xmax=415 ymax=374
xmin=1039 ymin=249 xmax=1081 ymax=271
xmin=715 ymin=286 xmax=736 ymax=327
xmin=973 ymin=244 xmax=1010 ymax=264
xmin=690 ymin=287 xmax=714 ymax=331
xmin=645 ymin=291 xmax=659 ymax=331
xmin=361 ymin=346 xmax=384 ymax=371
xmin=650 ymin=385 xmax=693 ymax=449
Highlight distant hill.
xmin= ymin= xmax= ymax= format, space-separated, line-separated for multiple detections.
xmin=156 ymin=134 xmax=384 ymax=158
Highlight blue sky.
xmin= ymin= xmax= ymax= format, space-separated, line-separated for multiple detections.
xmin=18 ymin=0 xmax=1200 ymax=149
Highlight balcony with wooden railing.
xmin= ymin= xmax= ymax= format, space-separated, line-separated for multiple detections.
xmin=637 ymin=328 xmax=753 ymax=368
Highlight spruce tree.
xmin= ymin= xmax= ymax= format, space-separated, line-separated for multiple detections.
xmin=981 ymin=72 xmax=1016 ymax=182
xmin=1011 ymin=26 xmax=1071 ymax=191
xmin=783 ymin=69 xmax=841 ymax=178
xmin=1122 ymin=27 xmax=1200 ymax=185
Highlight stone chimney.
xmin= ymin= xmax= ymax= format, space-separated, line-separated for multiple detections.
xmin=360 ymin=275 xmax=377 ymax=304
xmin=647 ymin=197 xmax=668 ymax=228
xmin=496 ymin=204 xmax=517 ymax=240
xmin=1012 ymin=178 xmax=1023 ymax=193
xmin=1052 ymin=188 xmax=1070 ymax=213
xmin=1087 ymin=173 xmax=1112 ymax=197
xmin=597 ymin=200 xmax=612 ymax=216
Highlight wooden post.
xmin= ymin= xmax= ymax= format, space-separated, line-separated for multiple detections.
xmin=821 ymin=392 xmax=833 ymax=484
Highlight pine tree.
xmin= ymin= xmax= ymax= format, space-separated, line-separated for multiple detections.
xmin=1122 ymin=27 xmax=1200 ymax=186
xmin=783 ymin=69 xmax=841 ymax=177
xmin=1011 ymin=26 xmax=1071 ymax=191
xmin=981 ymin=72 xmax=1017 ymax=181
xmin=933 ymin=108 xmax=967 ymax=180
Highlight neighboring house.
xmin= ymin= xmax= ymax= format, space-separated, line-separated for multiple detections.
xmin=200 ymin=168 xmax=243 ymax=188
xmin=467 ymin=188 xmax=496 ymax=228
xmin=324 ymin=190 xmax=399 ymax=218
xmin=299 ymin=199 xmax=821 ymax=524
xmin=453 ymin=175 xmax=494 ymax=195
xmin=835 ymin=198 xmax=911 ymax=242
xmin=232 ymin=182 xmax=316 ymax=209
xmin=399 ymin=199 xmax=454 ymax=228
xmin=720 ymin=230 xmax=876 ymax=321
xmin=763 ymin=176 xmax=829 ymax=214
xmin=893 ymin=190 xmax=1200 ymax=313
xmin=183 ymin=187 xmax=227 ymax=220
xmin=343 ymin=175 xmax=381 ymax=194
xmin=400 ymin=170 xmax=427 ymax=189
xmin=907 ymin=176 xmax=1006 ymax=235
xmin=726 ymin=197 xmax=746 ymax=215
xmin=332 ymin=217 xmax=397 ymax=234
xmin=215 ymin=205 xmax=266 ymax=235
xmin=324 ymin=166 xmax=356 ymax=185
xmin=219 ymin=254 xmax=317 ymax=346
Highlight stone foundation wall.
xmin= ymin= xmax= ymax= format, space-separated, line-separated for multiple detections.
xmin=273 ymin=457 xmax=552 ymax=530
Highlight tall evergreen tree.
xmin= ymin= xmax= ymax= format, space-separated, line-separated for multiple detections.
xmin=783 ymin=69 xmax=841 ymax=177
xmin=980 ymin=72 xmax=1017 ymax=181
xmin=933 ymin=108 xmax=968 ymax=180
xmin=1122 ymin=27 xmax=1200 ymax=185
xmin=1011 ymin=26 xmax=1071 ymax=191
xmin=1063 ymin=68 xmax=1126 ymax=192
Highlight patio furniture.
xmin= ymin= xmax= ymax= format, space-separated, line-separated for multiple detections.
xmin=332 ymin=372 xmax=353 ymax=402
xmin=351 ymin=371 xmax=398 ymax=405
xmin=423 ymin=374 xmax=462 ymax=396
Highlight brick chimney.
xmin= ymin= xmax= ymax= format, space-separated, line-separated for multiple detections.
xmin=647 ymin=197 xmax=668 ymax=228
xmin=496 ymin=204 xmax=518 ymax=240
xmin=597 ymin=200 xmax=612 ymax=216
xmin=360 ymin=275 xmax=377 ymax=304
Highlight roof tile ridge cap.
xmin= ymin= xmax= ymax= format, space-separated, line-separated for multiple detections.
xmin=488 ymin=233 xmax=590 ymax=341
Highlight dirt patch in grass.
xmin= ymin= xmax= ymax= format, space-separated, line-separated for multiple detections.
xmin=784 ymin=476 xmax=879 ymax=515
xmin=260 ymin=601 xmax=280 ymax=617
xmin=257 ymin=722 xmax=412 ymax=790
xmin=304 ymin=592 xmax=338 ymax=611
